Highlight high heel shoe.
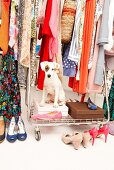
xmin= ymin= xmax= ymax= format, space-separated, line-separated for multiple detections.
xmin=71 ymin=132 xmax=83 ymax=150
xmin=17 ymin=116 xmax=27 ymax=141
xmin=82 ymin=132 xmax=91 ymax=148
xmin=97 ymin=125 xmax=109 ymax=143
xmin=7 ymin=117 xmax=17 ymax=143
xmin=89 ymin=125 xmax=109 ymax=145
xmin=62 ymin=132 xmax=83 ymax=150
xmin=61 ymin=133 xmax=72 ymax=144
xmin=89 ymin=127 xmax=98 ymax=145
xmin=87 ymin=97 xmax=97 ymax=110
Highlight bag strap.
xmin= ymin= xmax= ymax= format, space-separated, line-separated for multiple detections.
xmin=0 ymin=0 xmax=2 ymax=25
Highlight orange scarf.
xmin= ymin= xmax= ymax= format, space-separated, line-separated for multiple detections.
xmin=0 ymin=0 xmax=11 ymax=55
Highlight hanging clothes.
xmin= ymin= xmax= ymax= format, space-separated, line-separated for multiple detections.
xmin=94 ymin=0 xmax=111 ymax=86
xmin=62 ymin=43 xmax=77 ymax=77
xmin=102 ymin=23 xmax=114 ymax=97
xmin=87 ymin=0 xmax=104 ymax=93
xmin=68 ymin=0 xmax=86 ymax=81
xmin=37 ymin=0 xmax=48 ymax=26
xmin=0 ymin=0 xmax=2 ymax=25
xmin=18 ymin=0 xmax=27 ymax=87
xmin=0 ymin=47 xmax=21 ymax=125
xmin=20 ymin=0 xmax=32 ymax=67
xmin=37 ymin=0 xmax=61 ymax=90
xmin=18 ymin=0 xmax=25 ymax=58
xmin=88 ymin=0 xmax=99 ymax=70
xmin=30 ymin=0 xmax=39 ymax=87
xmin=55 ymin=0 xmax=63 ymax=82
xmin=0 ymin=0 xmax=11 ymax=55
xmin=69 ymin=0 xmax=96 ymax=94
xmin=103 ymin=76 xmax=114 ymax=120
xmin=104 ymin=0 xmax=114 ymax=52
xmin=37 ymin=0 xmax=53 ymax=90
xmin=9 ymin=0 xmax=18 ymax=60
xmin=102 ymin=70 xmax=114 ymax=97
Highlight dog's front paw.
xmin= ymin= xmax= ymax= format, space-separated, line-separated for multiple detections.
xmin=39 ymin=102 xmax=45 ymax=107
xmin=53 ymin=103 xmax=58 ymax=108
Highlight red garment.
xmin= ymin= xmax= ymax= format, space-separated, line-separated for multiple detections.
xmin=37 ymin=0 xmax=53 ymax=90
xmin=69 ymin=0 xmax=96 ymax=94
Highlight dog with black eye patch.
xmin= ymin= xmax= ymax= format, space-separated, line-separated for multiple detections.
xmin=39 ymin=61 xmax=65 ymax=108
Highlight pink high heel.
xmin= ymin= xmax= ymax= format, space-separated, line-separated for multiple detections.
xmin=97 ymin=125 xmax=109 ymax=143
xmin=89 ymin=127 xmax=98 ymax=145
xmin=89 ymin=125 xmax=109 ymax=145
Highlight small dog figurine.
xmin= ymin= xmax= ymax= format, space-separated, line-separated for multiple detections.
xmin=40 ymin=61 xmax=65 ymax=108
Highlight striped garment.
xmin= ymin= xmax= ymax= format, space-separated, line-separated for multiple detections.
xmin=68 ymin=0 xmax=86 ymax=80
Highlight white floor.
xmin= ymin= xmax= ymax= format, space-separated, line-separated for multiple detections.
xmin=0 ymin=88 xmax=114 ymax=170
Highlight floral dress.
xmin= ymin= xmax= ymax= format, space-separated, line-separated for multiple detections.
xmin=0 ymin=47 xmax=21 ymax=125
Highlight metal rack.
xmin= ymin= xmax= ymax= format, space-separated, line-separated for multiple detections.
xmin=26 ymin=66 xmax=110 ymax=141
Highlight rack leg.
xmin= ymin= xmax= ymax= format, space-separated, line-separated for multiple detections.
xmin=34 ymin=126 xmax=41 ymax=141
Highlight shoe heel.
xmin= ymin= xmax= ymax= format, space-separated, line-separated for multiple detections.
xmin=105 ymin=133 xmax=108 ymax=143
xmin=73 ymin=141 xmax=81 ymax=150
xmin=82 ymin=132 xmax=91 ymax=148
xmin=89 ymin=127 xmax=98 ymax=145
xmin=71 ymin=132 xmax=83 ymax=150
xmin=98 ymin=125 xmax=109 ymax=143
xmin=92 ymin=137 xmax=95 ymax=145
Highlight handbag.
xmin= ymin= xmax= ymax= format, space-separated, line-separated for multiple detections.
xmin=61 ymin=0 xmax=76 ymax=43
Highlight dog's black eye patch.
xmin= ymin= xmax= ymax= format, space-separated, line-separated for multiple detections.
xmin=45 ymin=65 xmax=50 ymax=72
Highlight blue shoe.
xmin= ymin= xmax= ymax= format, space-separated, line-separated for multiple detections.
xmin=17 ymin=116 xmax=27 ymax=141
xmin=7 ymin=117 xmax=17 ymax=143
xmin=87 ymin=98 xmax=97 ymax=110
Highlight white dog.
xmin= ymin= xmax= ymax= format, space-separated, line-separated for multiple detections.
xmin=40 ymin=61 xmax=65 ymax=108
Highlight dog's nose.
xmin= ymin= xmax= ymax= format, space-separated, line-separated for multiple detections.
xmin=47 ymin=74 xmax=51 ymax=78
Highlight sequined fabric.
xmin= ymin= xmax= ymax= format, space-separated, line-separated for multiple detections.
xmin=17 ymin=0 xmax=27 ymax=87
xmin=103 ymin=76 xmax=114 ymax=120
xmin=30 ymin=0 xmax=40 ymax=87
xmin=0 ymin=47 xmax=21 ymax=125
xmin=30 ymin=38 xmax=37 ymax=86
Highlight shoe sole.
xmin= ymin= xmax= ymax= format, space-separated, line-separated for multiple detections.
xmin=0 ymin=139 xmax=5 ymax=143
xmin=6 ymin=137 xmax=17 ymax=143
xmin=17 ymin=136 xmax=27 ymax=141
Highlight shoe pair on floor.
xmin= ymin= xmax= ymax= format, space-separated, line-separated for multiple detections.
xmin=7 ymin=116 xmax=27 ymax=143
xmin=62 ymin=125 xmax=109 ymax=150
xmin=62 ymin=131 xmax=91 ymax=150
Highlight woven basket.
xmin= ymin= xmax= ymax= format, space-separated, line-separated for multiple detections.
xmin=61 ymin=0 xmax=76 ymax=44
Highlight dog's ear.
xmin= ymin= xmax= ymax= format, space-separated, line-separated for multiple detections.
xmin=40 ymin=61 xmax=48 ymax=71
xmin=53 ymin=62 xmax=60 ymax=70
